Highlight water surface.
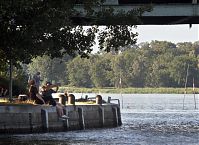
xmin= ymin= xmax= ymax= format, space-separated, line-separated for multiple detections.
xmin=0 ymin=94 xmax=199 ymax=145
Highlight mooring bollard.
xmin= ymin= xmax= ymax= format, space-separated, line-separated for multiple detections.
xmin=68 ymin=94 xmax=75 ymax=105
xmin=18 ymin=94 xmax=28 ymax=101
xmin=96 ymin=95 xmax=102 ymax=105
xmin=58 ymin=94 xmax=66 ymax=105
xmin=107 ymin=96 xmax=111 ymax=103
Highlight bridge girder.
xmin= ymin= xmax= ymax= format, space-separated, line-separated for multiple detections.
xmin=74 ymin=3 xmax=199 ymax=25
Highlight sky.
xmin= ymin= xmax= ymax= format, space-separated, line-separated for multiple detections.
xmin=92 ymin=24 xmax=199 ymax=53
xmin=135 ymin=24 xmax=198 ymax=44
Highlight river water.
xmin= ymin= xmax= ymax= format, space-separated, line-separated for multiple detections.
xmin=1 ymin=94 xmax=199 ymax=145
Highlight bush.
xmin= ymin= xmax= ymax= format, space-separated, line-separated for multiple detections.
xmin=0 ymin=76 xmax=28 ymax=97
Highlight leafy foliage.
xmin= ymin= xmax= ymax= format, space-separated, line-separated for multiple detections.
xmin=1 ymin=0 xmax=147 ymax=96
xmin=27 ymin=40 xmax=199 ymax=88
xmin=90 ymin=54 xmax=113 ymax=87
xmin=27 ymin=54 xmax=70 ymax=85
xmin=67 ymin=56 xmax=92 ymax=87
xmin=0 ymin=0 xmax=144 ymax=68
xmin=0 ymin=66 xmax=28 ymax=96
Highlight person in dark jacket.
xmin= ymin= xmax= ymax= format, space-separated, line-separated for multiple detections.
xmin=42 ymin=82 xmax=68 ymax=120
xmin=41 ymin=82 xmax=57 ymax=106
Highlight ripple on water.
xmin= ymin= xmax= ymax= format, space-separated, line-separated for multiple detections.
xmin=1 ymin=93 xmax=199 ymax=145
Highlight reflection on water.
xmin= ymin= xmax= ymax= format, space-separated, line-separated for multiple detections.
xmin=0 ymin=94 xmax=199 ymax=145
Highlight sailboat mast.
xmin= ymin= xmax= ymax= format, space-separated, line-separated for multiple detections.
xmin=183 ymin=64 xmax=189 ymax=109
xmin=193 ymin=77 xmax=197 ymax=109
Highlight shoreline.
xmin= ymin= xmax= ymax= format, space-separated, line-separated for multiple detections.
xmin=59 ymin=87 xmax=198 ymax=94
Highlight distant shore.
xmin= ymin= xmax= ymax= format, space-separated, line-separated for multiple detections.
xmin=59 ymin=87 xmax=198 ymax=94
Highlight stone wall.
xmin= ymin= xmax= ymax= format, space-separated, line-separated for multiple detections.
xmin=0 ymin=104 xmax=122 ymax=134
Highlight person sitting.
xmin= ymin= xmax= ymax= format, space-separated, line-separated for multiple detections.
xmin=29 ymin=79 xmax=45 ymax=105
xmin=41 ymin=82 xmax=69 ymax=120
xmin=29 ymin=80 xmax=68 ymax=120
xmin=41 ymin=83 xmax=57 ymax=106
xmin=0 ymin=86 xmax=8 ymax=98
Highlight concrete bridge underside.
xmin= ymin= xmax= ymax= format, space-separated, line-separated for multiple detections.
xmin=141 ymin=16 xmax=199 ymax=25
xmin=140 ymin=4 xmax=199 ymax=24
xmin=74 ymin=3 xmax=199 ymax=25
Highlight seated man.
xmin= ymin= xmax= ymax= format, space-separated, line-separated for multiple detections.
xmin=41 ymin=82 xmax=57 ymax=106
xmin=29 ymin=79 xmax=45 ymax=105
xmin=42 ymin=82 xmax=69 ymax=120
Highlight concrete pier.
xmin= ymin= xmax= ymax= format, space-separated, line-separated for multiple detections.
xmin=0 ymin=103 xmax=121 ymax=134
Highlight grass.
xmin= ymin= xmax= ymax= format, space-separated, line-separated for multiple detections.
xmin=59 ymin=86 xmax=199 ymax=94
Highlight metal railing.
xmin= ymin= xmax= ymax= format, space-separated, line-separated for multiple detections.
xmin=107 ymin=96 xmax=120 ymax=107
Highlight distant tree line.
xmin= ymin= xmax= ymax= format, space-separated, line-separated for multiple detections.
xmin=26 ymin=40 xmax=199 ymax=88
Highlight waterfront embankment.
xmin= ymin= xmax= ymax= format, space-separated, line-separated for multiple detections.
xmin=0 ymin=102 xmax=121 ymax=134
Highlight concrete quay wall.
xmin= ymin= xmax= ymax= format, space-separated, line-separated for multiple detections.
xmin=0 ymin=104 xmax=122 ymax=134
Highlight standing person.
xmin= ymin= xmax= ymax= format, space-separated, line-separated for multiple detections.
xmin=42 ymin=82 xmax=69 ymax=120
xmin=29 ymin=79 xmax=45 ymax=105
xmin=33 ymin=72 xmax=41 ymax=91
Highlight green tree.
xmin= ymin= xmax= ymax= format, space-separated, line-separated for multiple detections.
xmin=118 ymin=48 xmax=147 ymax=87
xmin=0 ymin=0 xmax=146 ymax=99
xmin=112 ymin=50 xmax=135 ymax=87
xmin=0 ymin=0 xmax=145 ymax=67
xmin=168 ymin=55 xmax=198 ymax=87
xmin=146 ymin=53 xmax=174 ymax=87
xmin=27 ymin=55 xmax=70 ymax=85
xmin=0 ymin=65 xmax=28 ymax=96
xmin=90 ymin=54 xmax=113 ymax=87
xmin=67 ymin=56 xmax=92 ymax=87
